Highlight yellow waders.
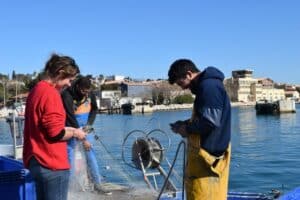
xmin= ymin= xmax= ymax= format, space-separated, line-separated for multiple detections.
xmin=185 ymin=129 xmax=231 ymax=200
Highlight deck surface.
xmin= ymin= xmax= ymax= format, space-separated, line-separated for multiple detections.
xmin=68 ymin=188 xmax=157 ymax=200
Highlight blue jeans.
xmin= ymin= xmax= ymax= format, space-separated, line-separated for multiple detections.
xmin=28 ymin=157 xmax=70 ymax=200
xmin=67 ymin=134 xmax=102 ymax=184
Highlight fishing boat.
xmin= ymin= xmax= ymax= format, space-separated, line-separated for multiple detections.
xmin=0 ymin=113 xmax=285 ymax=200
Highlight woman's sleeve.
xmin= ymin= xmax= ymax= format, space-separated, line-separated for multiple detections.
xmin=41 ymin=90 xmax=66 ymax=138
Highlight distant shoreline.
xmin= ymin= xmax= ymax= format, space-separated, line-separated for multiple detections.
xmin=153 ymin=102 xmax=255 ymax=112
xmin=230 ymin=102 xmax=256 ymax=107
xmin=1 ymin=102 xmax=257 ymax=118
xmin=152 ymin=104 xmax=193 ymax=111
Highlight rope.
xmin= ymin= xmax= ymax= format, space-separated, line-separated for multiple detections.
xmin=156 ymin=140 xmax=186 ymax=200
xmin=165 ymin=158 xmax=183 ymax=183
xmin=90 ymin=128 xmax=135 ymax=182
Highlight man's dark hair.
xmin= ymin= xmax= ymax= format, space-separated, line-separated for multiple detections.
xmin=75 ymin=76 xmax=92 ymax=90
xmin=168 ymin=59 xmax=200 ymax=84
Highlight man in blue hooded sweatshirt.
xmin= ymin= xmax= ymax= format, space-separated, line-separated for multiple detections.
xmin=168 ymin=59 xmax=231 ymax=200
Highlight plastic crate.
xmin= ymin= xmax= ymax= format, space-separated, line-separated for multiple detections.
xmin=0 ymin=156 xmax=36 ymax=200
xmin=279 ymin=187 xmax=300 ymax=200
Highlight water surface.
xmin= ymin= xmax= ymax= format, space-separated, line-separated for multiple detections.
xmin=1 ymin=105 xmax=300 ymax=194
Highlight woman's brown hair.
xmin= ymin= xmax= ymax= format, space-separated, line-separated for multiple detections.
xmin=44 ymin=53 xmax=80 ymax=79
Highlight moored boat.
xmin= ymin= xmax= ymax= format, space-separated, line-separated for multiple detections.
xmin=255 ymin=99 xmax=296 ymax=115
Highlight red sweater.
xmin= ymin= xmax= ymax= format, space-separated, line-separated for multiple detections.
xmin=23 ymin=80 xmax=70 ymax=170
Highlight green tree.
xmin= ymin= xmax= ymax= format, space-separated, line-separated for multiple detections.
xmin=26 ymin=73 xmax=44 ymax=90
xmin=172 ymin=94 xmax=194 ymax=104
xmin=0 ymin=74 xmax=9 ymax=80
xmin=101 ymin=83 xmax=119 ymax=91
xmin=12 ymin=70 xmax=16 ymax=80
xmin=157 ymin=92 xmax=165 ymax=105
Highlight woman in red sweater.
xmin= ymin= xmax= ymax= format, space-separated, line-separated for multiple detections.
xmin=23 ymin=53 xmax=86 ymax=200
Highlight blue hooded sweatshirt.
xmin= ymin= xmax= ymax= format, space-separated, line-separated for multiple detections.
xmin=186 ymin=67 xmax=231 ymax=157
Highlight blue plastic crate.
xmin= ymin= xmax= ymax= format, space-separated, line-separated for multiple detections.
xmin=0 ymin=156 xmax=36 ymax=200
xmin=279 ymin=187 xmax=300 ymax=200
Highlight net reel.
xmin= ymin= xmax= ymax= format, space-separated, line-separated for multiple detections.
xmin=122 ymin=128 xmax=177 ymax=192
xmin=131 ymin=137 xmax=163 ymax=170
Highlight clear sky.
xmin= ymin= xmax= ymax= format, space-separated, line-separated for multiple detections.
xmin=0 ymin=0 xmax=299 ymax=84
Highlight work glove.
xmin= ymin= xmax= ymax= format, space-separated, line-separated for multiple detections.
xmin=170 ymin=120 xmax=188 ymax=138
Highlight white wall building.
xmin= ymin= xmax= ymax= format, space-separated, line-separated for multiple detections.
xmin=101 ymin=90 xmax=121 ymax=99
xmin=105 ymin=75 xmax=125 ymax=81
xmin=224 ymin=70 xmax=262 ymax=102
xmin=119 ymin=97 xmax=143 ymax=105
xmin=285 ymin=90 xmax=300 ymax=100
xmin=224 ymin=70 xmax=287 ymax=103
xmin=260 ymin=88 xmax=285 ymax=102
xmin=101 ymin=90 xmax=122 ymax=108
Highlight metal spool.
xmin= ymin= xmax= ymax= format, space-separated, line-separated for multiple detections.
xmin=131 ymin=137 xmax=163 ymax=170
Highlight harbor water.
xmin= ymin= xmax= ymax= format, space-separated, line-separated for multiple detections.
xmin=0 ymin=105 xmax=300 ymax=195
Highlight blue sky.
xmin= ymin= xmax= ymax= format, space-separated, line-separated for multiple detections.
xmin=0 ymin=0 xmax=299 ymax=83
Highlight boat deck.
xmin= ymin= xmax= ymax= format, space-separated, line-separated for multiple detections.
xmin=68 ymin=188 xmax=157 ymax=200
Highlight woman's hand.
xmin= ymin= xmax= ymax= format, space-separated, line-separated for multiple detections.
xmin=82 ymin=140 xmax=92 ymax=151
xmin=73 ymin=128 xmax=86 ymax=140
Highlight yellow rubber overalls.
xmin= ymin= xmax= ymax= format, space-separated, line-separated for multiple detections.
xmin=185 ymin=110 xmax=231 ymax=200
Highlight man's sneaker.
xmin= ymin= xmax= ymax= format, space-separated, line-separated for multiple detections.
xmin=94 ymin=184 xmax=112 ymax=195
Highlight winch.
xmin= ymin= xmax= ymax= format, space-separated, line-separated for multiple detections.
xmin=122 ymin=127 xmax=185 ymax=197
xmin=131 ymin=137 xmax=163 ymax=170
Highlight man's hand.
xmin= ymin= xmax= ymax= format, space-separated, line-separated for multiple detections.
xmin=83 ymin=140 xmax=92 ymax=151
xmin=170 ymin=120 xmax=188 ymax=138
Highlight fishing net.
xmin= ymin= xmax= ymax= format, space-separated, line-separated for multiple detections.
xmin=68 ymin=141 xmax=94 ymax=192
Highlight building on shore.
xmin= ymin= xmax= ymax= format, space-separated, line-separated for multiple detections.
xmin=224 ymin=70 xmax=288 ymax=103
xmin=224 ymin=70 xmax=261 ymax=102
xmin=120 ymin=82 xmax=153 ymax=99
xmin=275 ymin=84 xmax=300 ymax=101
xmin=259 ymin=88 xmax=285 ymax=102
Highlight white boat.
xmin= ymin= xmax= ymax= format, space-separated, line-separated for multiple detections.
xmin=0 ymin=107 xmax=11 ymax=118
xmin=0 ymin=103 xmax=25 ymax=118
